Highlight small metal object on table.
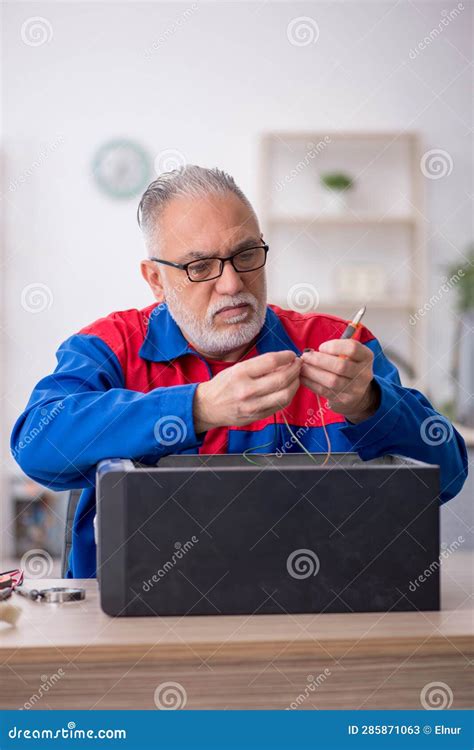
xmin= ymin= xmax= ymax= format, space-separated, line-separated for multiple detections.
xmin=15 ymin=587 xmax=86 ymax=603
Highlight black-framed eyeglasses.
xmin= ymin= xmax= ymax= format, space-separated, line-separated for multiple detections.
xmin=149 ymin=244 xmax=269 ymax=283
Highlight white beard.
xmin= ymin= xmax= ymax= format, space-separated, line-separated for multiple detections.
xmin=163 ymin=281 xmax=267 ymax=357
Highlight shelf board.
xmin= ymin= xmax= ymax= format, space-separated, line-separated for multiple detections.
xmin=263 ymin=131 xmax=419 ymax=142
xmin=319 ymin=301 xmax=414 ymax=311
xmin=268 ymin=214 xmax=416 ymax=226
xmin=273 ymin=301 xmax=415 ymax=312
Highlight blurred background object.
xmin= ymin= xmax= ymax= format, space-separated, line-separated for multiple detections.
xmin=448 ymin=246 xmax=474 ymax=427
xmin=11 ymin=476 xmax=66 ymax=559
xmin=92 ymin=139 xmax=152 ymax=199
xmin=262 ymin=131 xmax=427 ymax=387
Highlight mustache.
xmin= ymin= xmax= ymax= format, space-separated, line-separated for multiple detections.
xmin=207 ymin=293 xmax=258 ymax=320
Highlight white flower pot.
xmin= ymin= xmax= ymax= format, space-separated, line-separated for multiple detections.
xmin=321 ymin=189 xmax=349 ymax=216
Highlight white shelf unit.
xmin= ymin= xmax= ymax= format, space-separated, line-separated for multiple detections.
xmin=258 ymin=131 xmax=428 ymax=388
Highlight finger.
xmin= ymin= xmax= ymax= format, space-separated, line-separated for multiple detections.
xmin=300 ymin=363 xmax=350 ymax=394
xmin=300 ymin=350 xmax=359 ymax=378
xmin=300 ymin=376 xmax=354 ymax=404
xmin=244 ymin=350 xmax=297 ymax=378
xmin=317 ymin=339 xmax=370 ymax=362
xmin=251 ymin=377 xmax=300 ymax=416
xmin=250 ymin=358 xmax=302 ymax=399
xmin=300 ymin=376 xmax=332 ymax=400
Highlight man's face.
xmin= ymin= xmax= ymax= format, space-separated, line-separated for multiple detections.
xmin=142 ymin=192 xmax=268 ymax=358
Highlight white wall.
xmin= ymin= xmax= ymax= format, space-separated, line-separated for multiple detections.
xmin=2 ymin=0 xmax=472 ymax=467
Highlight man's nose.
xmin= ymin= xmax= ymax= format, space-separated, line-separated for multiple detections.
xmin=214 ymin=260 xmax=245 ymax=295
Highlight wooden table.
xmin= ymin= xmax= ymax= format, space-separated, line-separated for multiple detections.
xmin=1 ymin=551 xmax=472 ymax=710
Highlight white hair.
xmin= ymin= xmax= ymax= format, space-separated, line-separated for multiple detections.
xmin=137 ymin=164 xmax=258 ymax=255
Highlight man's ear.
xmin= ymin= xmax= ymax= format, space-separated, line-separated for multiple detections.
xmin=140 ymin=260 xmax=165 ymax=303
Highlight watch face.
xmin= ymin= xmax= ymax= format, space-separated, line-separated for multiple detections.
xmin=92 ymin=139 xmax=151 ymax=199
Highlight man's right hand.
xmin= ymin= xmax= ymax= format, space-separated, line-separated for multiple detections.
xmin=193 ymin=350 xmax=302 ymax=433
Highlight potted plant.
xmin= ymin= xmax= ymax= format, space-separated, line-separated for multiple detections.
xmin=319 ymin=172 xmax=354 ymax=215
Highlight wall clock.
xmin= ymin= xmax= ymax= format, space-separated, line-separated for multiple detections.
xmin=92 ymin=139 xmax=151 ymax=199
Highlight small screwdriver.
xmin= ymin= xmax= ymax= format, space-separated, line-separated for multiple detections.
xmin=301 ymin=305 xmax=367 ymax=356
xmin=340 ymin=305 xmax=366 ymax=339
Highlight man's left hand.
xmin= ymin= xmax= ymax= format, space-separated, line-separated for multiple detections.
xmin=300 ymin=339 xmax=380 ymax=424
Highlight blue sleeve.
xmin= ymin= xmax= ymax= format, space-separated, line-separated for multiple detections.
xmin=10 ymin=334 xmax=204 ymax=490
xmin=340 ymin=338 xmax=468 ymax=504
